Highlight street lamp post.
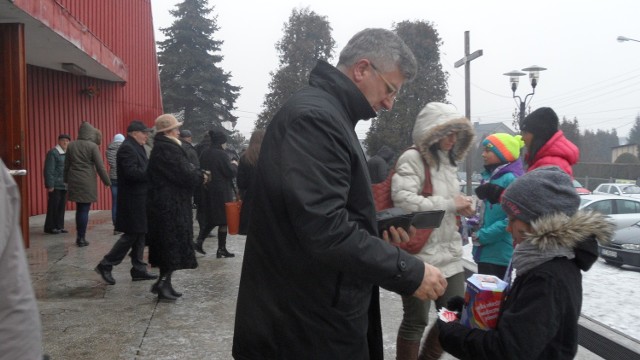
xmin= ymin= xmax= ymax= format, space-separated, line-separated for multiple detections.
xmin=503 ymin=65 xmax=547 ymax=129
xmin=617 ymin=35 xmax=640 ymax=43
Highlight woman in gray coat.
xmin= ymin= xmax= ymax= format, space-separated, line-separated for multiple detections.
xmin=64 ymin=121 xmax=111 ymax=247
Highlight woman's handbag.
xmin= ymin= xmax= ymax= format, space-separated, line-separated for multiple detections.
xmin=225 ymin=200 xmax=242 ymax=235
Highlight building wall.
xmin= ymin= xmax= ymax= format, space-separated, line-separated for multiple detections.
xmin=27 ymin=0 xmax=162 ymax=215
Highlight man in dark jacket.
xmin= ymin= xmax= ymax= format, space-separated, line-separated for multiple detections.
xmin=43 ymin=133 xmax=70 ymax=234
xmin=95 ymin=120 xmax=157 ymax=285
xmin=438 ymin=167 xmax=614 ymax=359
xmin=232 ymin=28 xmax=447 ymax=360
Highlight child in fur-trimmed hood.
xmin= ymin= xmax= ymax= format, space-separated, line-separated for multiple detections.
xmin=438 ymin=166 xmax=613 ymax=360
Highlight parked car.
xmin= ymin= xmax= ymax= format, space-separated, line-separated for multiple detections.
xmin=593 ymin=183 xmax=640 ymax=198
xmin=573 ymin=179 xmax=590 ymax=195
xmin=579 ymin=194 xmax=640 ymax=230
xmin=599 ymin=221 xmax=640 ymax=268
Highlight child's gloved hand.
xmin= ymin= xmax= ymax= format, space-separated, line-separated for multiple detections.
xmin=475 ymin=183 xmax=504 ymax=204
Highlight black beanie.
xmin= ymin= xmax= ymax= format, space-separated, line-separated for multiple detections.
xmin=521 ymin=107 xmax=558 ymax=143
xmin=209 ymin=130 xmax=227 ymax=145
xmin=501 ymin=166 xmax=580 ymax=224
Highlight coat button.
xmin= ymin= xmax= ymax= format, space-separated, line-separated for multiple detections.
xmin=399 ymin=260 xmax=406 ymax=270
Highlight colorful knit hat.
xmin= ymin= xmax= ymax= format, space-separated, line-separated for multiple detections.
xmin=482 ymin=133 xmax=524 ymax=163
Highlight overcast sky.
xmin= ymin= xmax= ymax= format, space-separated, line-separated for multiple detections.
xmin=150 ymin=0 xmax=640 ymax=140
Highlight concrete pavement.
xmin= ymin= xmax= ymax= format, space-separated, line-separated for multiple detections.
xmin=26 ymin=210 xmax=601 ymax=359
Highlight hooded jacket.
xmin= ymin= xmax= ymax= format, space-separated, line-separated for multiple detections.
xmin=439 ymin=211 xmax=613 ymax=360
xmin=232 ymin=60 xmax=425 ymax=360
xmin=525 ymin=130 xmax=579 ymax=176
xmin=391 ymin=103 xmax=475 ymax=277
xmin=64 ymin=122 xmax=111 ymax=203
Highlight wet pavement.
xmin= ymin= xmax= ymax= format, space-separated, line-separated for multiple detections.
xmin=26 ymin=210 xmax=602 ymax=359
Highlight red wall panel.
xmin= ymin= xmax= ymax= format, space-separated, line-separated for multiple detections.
xmin=26 ymin=0 xmax=162 ymax=215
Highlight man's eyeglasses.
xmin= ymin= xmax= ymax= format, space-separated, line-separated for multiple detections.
xmin=370 ymin=62 xmax=399 ymax=99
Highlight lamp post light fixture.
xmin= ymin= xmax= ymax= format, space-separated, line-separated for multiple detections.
xmin=503 ymin=65 xmax=547 ymax=129
xmin=617 ymin=35 xmax=640 ymax=43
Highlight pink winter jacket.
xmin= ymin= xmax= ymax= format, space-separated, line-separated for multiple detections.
xmin=526 ymin=130 xmax=579 ymax=177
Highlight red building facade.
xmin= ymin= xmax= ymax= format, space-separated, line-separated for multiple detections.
xmin=1 ymin=0 xmax=163 ymax=245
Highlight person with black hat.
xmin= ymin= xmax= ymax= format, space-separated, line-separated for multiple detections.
xmin=520 ymin=107 xmax=579 ymax=176
xmin=95 ymin=120 xmax=157 ymax=285
xmin=43 ymin=133 xmax=71 ymax=234
xmin=179 ymin=129 xmax=199 ymax=169
xmin=194 ymin=130 xmax=237 ymax=258
xmin=438 ymin=166 xmax=614 ymax=359
xmin=474 ymin=107 xmax=580 ymax=204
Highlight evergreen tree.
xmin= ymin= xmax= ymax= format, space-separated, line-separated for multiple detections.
xmin=560 ymin=116 xmax=580 ymax=148
xmin=254 ymin=8 xmax=335 ymax=130
xmin=628 ymin=113 xmax=640 ymax=145
xmin=365 ymin=20 xmax=448 ymax=157
xmin=157 ymin=0 xmax=240 ymax=142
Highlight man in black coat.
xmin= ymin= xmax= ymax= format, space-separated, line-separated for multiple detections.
xmin=232 ymin=28 xmax=447 ymax=360
xmin=95 ymin=120 xmax=157 ymax=285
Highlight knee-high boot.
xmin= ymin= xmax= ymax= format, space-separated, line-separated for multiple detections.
xmin=150 ymin=269 xmax=177 ymax=301
xmin=216 ymin=229 xmax=234 ymax=258
xmin=396 ymin=336 xmax=420 ymax=360
xmin=194 ymin=236 xmax=206 ymax=255
xmin=417 ymin=325 xmax=443 ymax=360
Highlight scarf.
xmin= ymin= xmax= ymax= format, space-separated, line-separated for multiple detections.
xmin=512 ymin=241 xmax=575 ymax=277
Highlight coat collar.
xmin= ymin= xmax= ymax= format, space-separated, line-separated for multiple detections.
xmin=308 ymin=60 xmax=376 ymax=127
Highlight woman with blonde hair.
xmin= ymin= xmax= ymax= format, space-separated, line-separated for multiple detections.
xmin=236 ymin=129 xmax=265 ymax=235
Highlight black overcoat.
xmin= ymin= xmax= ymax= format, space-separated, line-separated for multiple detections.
xmin=197 ymin=145 xmax=236 ymax=226
xmin=236 ymin=155 xmax=256 ymax=235
xmin=146 ymin=134 xmax=201 ymax=271
xmin=232 ymin=61 xmax=425 ymax=360
xmin=114 ymin=136 xmax=148 ymax=234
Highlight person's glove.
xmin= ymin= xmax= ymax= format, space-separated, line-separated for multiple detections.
xmin=474 ymin=183 xmax=504 ymax=204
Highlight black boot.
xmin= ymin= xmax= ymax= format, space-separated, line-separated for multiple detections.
xmin=76 ymin=237 xmax=89 ymax=247
xmin=194 ymin=237 xmax=206 ymax=255
xmin=216 ymin=230 xmax=234 ymax=258
xmin=165 ymin=272 xmax=182 ymax=297
xmin=151 ymin=271 xmax=177 ymax=301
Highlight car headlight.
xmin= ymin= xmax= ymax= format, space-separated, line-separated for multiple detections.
xmin=620 ymin=244 xmax=640 ymax=251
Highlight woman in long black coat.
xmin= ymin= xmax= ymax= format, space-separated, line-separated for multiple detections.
xmin=146 ymin=114 xmax=208 ymax=300
xmin=194 ymin=130 xmax=237 ymax=258
xmin=236 ymin=129 xmax=265 ymax=235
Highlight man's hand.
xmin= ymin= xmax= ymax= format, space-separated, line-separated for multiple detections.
xmin=47 ymin=187 xmax=54 ymax=193
xmin=413 ymin=263 xmax=447 ymax=301
xmin=382 ymin=225 xmax=416 ymax=244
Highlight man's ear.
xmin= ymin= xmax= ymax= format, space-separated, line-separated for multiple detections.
xmin=351 ymin=59 xmax=371 ymax=83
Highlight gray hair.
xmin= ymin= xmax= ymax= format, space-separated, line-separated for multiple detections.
xmin=337 ymin=28 xmax=417 ymax=81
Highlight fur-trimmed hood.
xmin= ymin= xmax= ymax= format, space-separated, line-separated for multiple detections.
xmin=522 ymin=210 xmax=614 ymax=271
xmin=411 ymin=102 xmax=475 ymax=167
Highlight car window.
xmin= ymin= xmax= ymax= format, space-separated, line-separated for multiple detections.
xmin=621 ymin=185 xmax=640 ymax=194
xmin=608 ymin=185 xmax=619 ymax=194
xmin=585 ymin=200 xmax=613 ymax=215
xmin=616 ymin=199 xmax=640 ymax=214
xmin=597 ymin=185 xmax=608 ymax=193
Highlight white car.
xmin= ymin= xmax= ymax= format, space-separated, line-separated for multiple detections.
xmin=593 ymin=183 xmax=640 ymax=199
xmin=579 ymin=194 xmax=640 ymax=230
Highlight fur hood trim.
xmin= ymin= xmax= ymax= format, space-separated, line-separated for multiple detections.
xmin=413 ymin=117 xmax=475 ymax=168
xmin=525 ymin=211 xmax=613 ymax=250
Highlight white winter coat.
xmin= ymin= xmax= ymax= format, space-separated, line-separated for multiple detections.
xmin=391 ymin=102 xmax=475 ymax=277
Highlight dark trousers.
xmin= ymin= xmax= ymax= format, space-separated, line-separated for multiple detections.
xmin=110 ymin=180 xmax=118 ymax=226
xmin=75 ymin=202 xmax=91 ymax=237
xmin=44 ymin=189 xmax=67 ymax=231
xmin=477 ymin=262 xmax=509 ymax=279
xmin=100 ymin=233 xmax=147 ymax=271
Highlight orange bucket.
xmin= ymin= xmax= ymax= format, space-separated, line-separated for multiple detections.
xmin=225 ymin=200 xmax=242 ymax=235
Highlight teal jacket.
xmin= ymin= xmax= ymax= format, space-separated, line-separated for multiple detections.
xmin=472 ymin=160 xmax=524 ymax=266
xmin=43 ymin=146 xmax=66 ymax=190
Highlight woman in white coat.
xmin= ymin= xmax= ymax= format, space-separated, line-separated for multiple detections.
xmin=392 ymin=102 xmax=475 ymax=360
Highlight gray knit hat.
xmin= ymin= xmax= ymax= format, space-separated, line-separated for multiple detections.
xmin=501 ymin=166 xmax=580 ymax=224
